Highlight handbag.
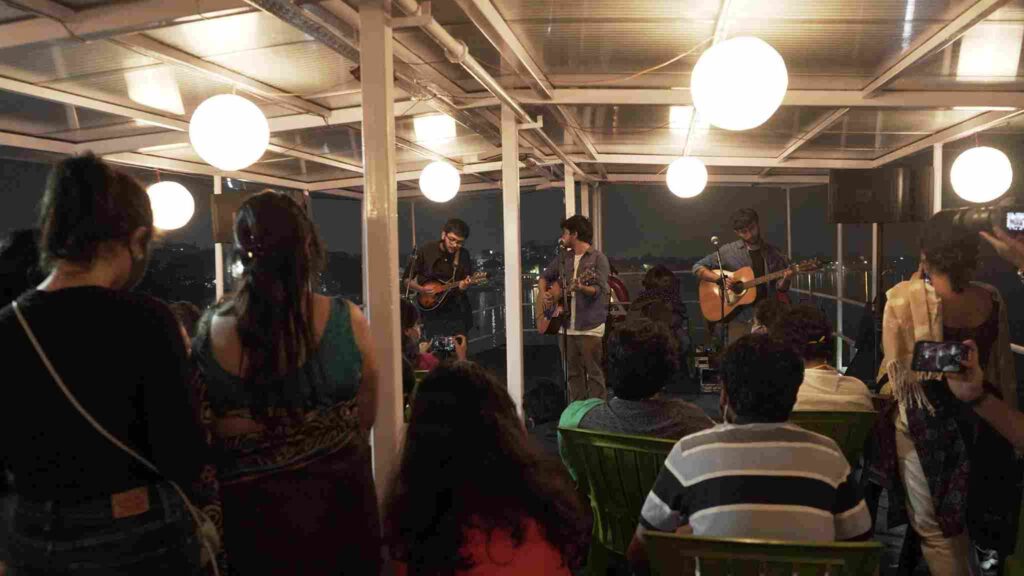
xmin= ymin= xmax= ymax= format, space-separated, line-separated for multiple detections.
xmin=11 ymin=300 xmax=221 ymax=575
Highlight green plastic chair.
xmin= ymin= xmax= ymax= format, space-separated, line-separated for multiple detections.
xmin=788 ymin=411 xmax=878 ymax=464
xmin=645 ymin=531 xmax=883 ymax=576
xmin=558 ymin=427 xmax=676 ymax=575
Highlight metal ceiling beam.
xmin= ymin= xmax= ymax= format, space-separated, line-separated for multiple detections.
xmin=457 ymin=88 xmax=1024 ymax=109
xmin=606 ymin=174 xmax=830 ymax=185
xmin=0 ymin=0 xmax=251 ymax=50
xmin=265 ymin=143 xmax=361 ymax=172
xmin=391 ymin=0 xmax=591 ymax=180
xmin=586 ymin=153 xmax=873 ymax=169
xmin=766 ymin=108 xmax=851 ymax=176
xmin=8 ymin=0 xmax=77 ymax=21
xmin=871 ymin=109 xmax=1024 ymax=167
xmin=861 ymin=0 xmax=1012 ymax=97
xmin=104 ymin=152 xmax=310 ymax=189
xmin=0 ymin=130 xmax=77 ymax=154
xmin=113 ymin=34 xmax=331 ymax=118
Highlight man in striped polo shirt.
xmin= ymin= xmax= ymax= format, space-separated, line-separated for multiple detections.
xmin=628 ymin=334 xmax=872 ymax=566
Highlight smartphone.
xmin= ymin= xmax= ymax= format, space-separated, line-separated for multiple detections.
xmin=429 ymin=335 xmax=456 ymax=354
xmin=911 ymin=341 xmax=966 ymax=373
xmin=1006 ymin=211 xmax=1024 ymax=234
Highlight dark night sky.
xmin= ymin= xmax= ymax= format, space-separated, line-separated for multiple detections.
xmin=0 ymin=158 xmax=922 ymax=264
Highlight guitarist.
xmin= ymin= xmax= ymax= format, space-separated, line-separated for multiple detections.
xmin=692 ymin=208 xmax=793 ymax=344
xmin=404 ymin=218 xmax=475 ymax=342
xmin=539 ymin=215 xmax=610 ymax=401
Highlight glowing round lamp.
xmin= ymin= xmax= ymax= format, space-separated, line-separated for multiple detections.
xmin=950 ymin=146 xmax=1013 ymax=203
xmin=666 ymin=157 xmax=708 ymax=198
xmin=691 ymin=36 xmax=789 ymax=131
xmin=146 ymin=181 xmax=195 ymax=230
xmin=189 ymin=94 xmax=269 ymax=171
xmin=419 ymin=161 xmax=460 ymax=202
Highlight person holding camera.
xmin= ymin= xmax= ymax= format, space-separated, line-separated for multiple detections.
xmin=874 ymin=210 xmax=1018 ymax=576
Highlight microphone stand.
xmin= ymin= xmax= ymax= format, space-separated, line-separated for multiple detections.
xmin=403 ymin=244 xmax=418 ymax=301
xmin=715 ymin=243 xmax=728 ymax=350
xmin=557 ymin=242 xmax=571 ymax=402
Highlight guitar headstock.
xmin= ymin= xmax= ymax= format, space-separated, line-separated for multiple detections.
xmin=576 ymin=268 xmax=598 ymax=286
xmin=469 ymin=271 xmax=489 ymax=285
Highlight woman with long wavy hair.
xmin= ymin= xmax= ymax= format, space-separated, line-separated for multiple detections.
xmin=385 ymin=361 xmax=589 ymax=576
xmin=192 ymin=191 xmax=380 ymax=575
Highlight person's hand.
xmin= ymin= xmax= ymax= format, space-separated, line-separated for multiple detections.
xmin=542 ymin=290 xmax=554 ymax=307
xmin=981 ymin=227 xmax=1024 ymax=271
xmin=453 ymin=334 xmax=468 ymax=361
xmin=421 ymin=284 xmax=437 ymax=295
xmin=947 ymin=339 xmax=985 ymax=403
xmin=418 ymin=341 xmax=431 ymax=355
xmin=458 ymin=277 xmax=471 ymax=291
xmin=781 ymin=268 xmax=795 ymax=280
xmin=722 ymin=275 xmax=738 ymax=292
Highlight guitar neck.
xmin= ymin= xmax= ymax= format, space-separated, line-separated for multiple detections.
xmin=741 ymin=267 xmax=793 ymax=289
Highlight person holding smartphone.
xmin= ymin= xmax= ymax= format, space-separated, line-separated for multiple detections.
xmin=874 ymin=210 xmax=1018 ymax=576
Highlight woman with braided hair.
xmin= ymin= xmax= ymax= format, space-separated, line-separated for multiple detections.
xmin=192 ymin=191 xmax=381 ymax=575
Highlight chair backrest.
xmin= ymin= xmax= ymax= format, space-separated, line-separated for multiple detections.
xmin=788 ymin=411 xmax=878 ymax=464
xmin=558 ymin=427 xmax=676 ymax=556
xmin=645 ymin=531 xmax=883 ymax=576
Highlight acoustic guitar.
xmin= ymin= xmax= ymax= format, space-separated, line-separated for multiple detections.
xmin=535 ymin=268 xmax=597 ymax=335
xmin=416 ymin=271 xmax=488 ymax=311
xmin=698 ymin=258 xmax=823 ymax=322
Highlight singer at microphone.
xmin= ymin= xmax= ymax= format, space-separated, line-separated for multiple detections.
xmin=691 ymin=208 xmax=794 ymax=343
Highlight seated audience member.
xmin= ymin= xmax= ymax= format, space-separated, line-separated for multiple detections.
xmin=752 ymin=297 xmax=789 ymax=335
xmin=629 ymin=264 xmax=690 ymax=357
xmin=773 ymin=305 xmax=873 ymax=412
xmin=192 ymin=191 xmax=380 ymax=575
xmin=524 ymin=377 xmax=567 ymax=457
xmin=561 ymin=317 xmax=712 ymax=438
xmin=627 ymin=335 xmax=872 ymax=567
xmin=0 ymin=154 xmax=207 ymax=574
xmin=400 ymin=299 xmax=466 ymax=400
xmin=385 ymin=361 xmax=589 ymax=576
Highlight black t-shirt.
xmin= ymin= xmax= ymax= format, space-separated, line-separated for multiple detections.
xmin=749 ymin=248 xmax=768 ymax=301
xmin=406 ymin=242 xmax=475 ymax=336
xmin=0 ymin=287 xmax=205 ymax=501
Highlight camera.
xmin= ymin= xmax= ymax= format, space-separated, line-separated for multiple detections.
xmin=911 ymin=341 xmax=966 ymax=373
xmin=938 ymin=204 xmax=1024 ymax=235
xmin=429 ymin=335 xmax=456 ymax=354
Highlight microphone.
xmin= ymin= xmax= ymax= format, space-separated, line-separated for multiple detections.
xmin=710 ymin=235 xmax=720 ymax=247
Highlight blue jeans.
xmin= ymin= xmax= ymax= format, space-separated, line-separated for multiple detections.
xmin=7 ymin=482 xmax=202 ymax=575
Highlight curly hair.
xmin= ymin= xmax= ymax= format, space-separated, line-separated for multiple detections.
xmin=754 ymin=298 xmax=790 ymax=333
xmin=773 ymin=304 xmax=832 ymax=362
xmin=721 ymin=334 xmax=803 ymax=423
xmin=384 ymin=362 xmax=588 ymax=575
xmin=920 ymin=210 xmax=979 ymax=293
xmin=608 ymin=317 xmax=680 ymax=400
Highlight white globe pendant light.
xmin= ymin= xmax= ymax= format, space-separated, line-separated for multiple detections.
xmin=146 ymin=181 xmax=195 ymax=230
xmin=666 ymin=157 xmax=708 ymax=198
xmin=419 ymin=161 xmax=461 ymax=202
xmin=189 ymin=94 xmax=269 ymax=171
xmin=950 ymin=146 xmax=1013 ymax=203
xmin=691 ymin=36 xmax=789 ymax=131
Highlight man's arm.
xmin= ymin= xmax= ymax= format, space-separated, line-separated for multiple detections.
xmin=457 ymin=248 xmax=474 ymax=291
xmin=776 ymin=249 xmax=793 ymax=291
xmin=405 ymin=248 xmax=427 ymax=293
xmin=576 ymin=252 xmax=609 ymax=299
xmin=947 ymin=339 xmax=1024 ymax=450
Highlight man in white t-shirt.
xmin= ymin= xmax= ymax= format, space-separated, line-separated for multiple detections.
xmin=539 ymin=215 xmax=610 ymax=401
xmin=771 ymin=304 xmax=873 ymax=412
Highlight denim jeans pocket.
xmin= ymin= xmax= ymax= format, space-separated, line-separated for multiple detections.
xmin=9 ymin=483 xmax=202 ymax=575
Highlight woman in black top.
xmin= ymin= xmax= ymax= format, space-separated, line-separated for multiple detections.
xmin=0 ymin=154 xmax=207 ymax=575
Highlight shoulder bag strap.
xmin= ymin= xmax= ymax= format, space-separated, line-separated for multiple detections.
xmin=10 ymin=300 xmax=219 ymax=574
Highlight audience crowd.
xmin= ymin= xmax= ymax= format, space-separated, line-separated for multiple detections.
xmin=1 ymin=154 xmax=1024 ymax=575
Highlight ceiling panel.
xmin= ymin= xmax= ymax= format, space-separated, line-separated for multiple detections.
xmin=272 ymin=125 xmax=363 ymax=165
xmin=0 ymin=5 xmax=28 ymax=23
xmin=792 ymin=108 xmax=982 ymax=160
xmin=493 ymin=0 xmax=721 ymax=21
xmin=0 ymin=88 xmax=165 ymax=141
xmin=143 ymin=11 xmax=312 ymax=58
xmin=205 ymin=41 xmax=357 ymax=96
xmin=0 ymin=41 xmax=159 ymax=84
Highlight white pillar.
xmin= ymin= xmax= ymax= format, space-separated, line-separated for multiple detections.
xmin=501 ymin=105 xmax=525 ymax=417
xmin=871 ymin=223 xmax=880 ymax=302
xmin=214 ymin=175 xmax=224 ymax=301
xmin=580 ymin=181 xmax=590 ymax=218
xmin=359 ymin=0 xmax=402 ymax=502
xmin=785 ymin=187 xmax=792 ymax=260
xmin=836 ymin=223 xmax=844 ymax=368
xmin=564 ymin=169 xmax=576 ymax=217
xmin=933 ymin=143 xmax=943 ymax=214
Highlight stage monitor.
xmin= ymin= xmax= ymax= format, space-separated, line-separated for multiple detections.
xmin=828 ymin=165 xmax=932 ymax=224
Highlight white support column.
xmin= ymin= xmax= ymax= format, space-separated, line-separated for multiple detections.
xmin=871 ymin=223 xmax=880 ymax=302
xmin=564 ymin=169 xmax=576 ymax=217
xmin=836 ymin=223 xmax=844 ymax=368
xmin=214 ymin=175 xmax=225 ymax=301
xmin=580 ymin=181 xmax=590 ymax=218
xmin=501 ymin=105 xmax=525 ymax=417
xmin=785 ymin=188 xmax=793 ymax=260
xmin=933 ymin=143 xmax=943 ymax=214
xmin=359 ymin=0 xmax=402 ymax=502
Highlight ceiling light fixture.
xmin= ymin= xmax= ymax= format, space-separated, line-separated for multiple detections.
xmin=189 ymin=94 xmax=269 ymax=171
xmin=146 ymin=181 xmax=195 ymax=230
xmin=419 ymin=161 xmax=461 ymax=202
xmin=950 ymin=146 xmax=1013 ymax=203
xmin=690 ymin=36 xmax=789 ymax=131
xmin=666 ymin=157 xmax=708 ymax=198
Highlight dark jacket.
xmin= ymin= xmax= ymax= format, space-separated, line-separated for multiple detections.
xmin=541 ymin=246 xmax=610 ymax=332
